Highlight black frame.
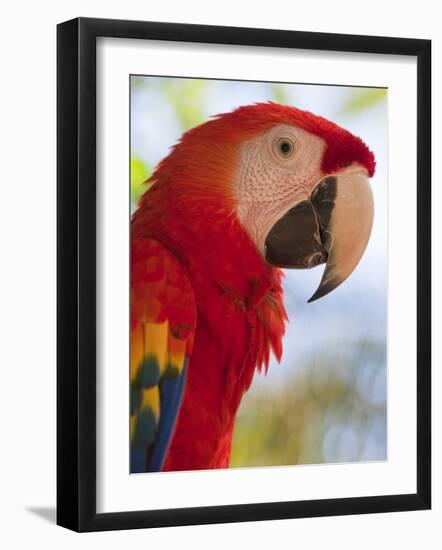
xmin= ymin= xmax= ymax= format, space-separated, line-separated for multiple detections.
xmin=57 ymin=17 xmax=431 ymax=532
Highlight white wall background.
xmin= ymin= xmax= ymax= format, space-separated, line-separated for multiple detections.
xmin=0 ymin=1 xmax=439 ymax=547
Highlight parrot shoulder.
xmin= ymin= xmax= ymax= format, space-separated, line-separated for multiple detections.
xmin=130 ymin=237 xmax=197 ymax=472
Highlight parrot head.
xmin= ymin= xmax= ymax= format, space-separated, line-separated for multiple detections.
xmin=143 ymin=102 xmax=375 ymax=302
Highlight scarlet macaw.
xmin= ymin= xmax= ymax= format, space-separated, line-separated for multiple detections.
xmin=130 ymin=102 xmax=375 ymax=473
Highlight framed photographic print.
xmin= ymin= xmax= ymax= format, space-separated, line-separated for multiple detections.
xmin=57 ymin=17 xmax=431 ymax=532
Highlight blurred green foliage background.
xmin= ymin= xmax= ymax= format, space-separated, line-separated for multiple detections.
xmin=131 ymin=76 xmax=387 ymax=467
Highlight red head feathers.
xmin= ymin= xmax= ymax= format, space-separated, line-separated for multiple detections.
xmin=164 ymin=102 xmax=375 ymax=178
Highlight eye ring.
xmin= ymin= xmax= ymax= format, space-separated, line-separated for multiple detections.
xmin=276 ymin=137 xmax=296 ymax=159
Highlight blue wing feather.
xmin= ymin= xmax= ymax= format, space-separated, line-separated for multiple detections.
xmin=148 ymin=359 xmax=188 ymax=472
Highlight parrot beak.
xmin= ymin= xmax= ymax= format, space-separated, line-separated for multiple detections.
xmin=264 ymin=170 xmax=374 ymax=302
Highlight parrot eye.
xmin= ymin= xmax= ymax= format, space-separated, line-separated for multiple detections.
xmin=276 ymin=137 xmax=296 ymax=159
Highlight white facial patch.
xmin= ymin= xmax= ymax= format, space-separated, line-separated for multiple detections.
xmin=235 ymin=124 xmax=326 ymax=255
